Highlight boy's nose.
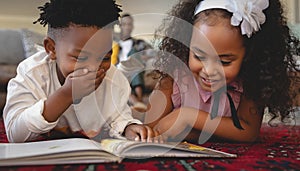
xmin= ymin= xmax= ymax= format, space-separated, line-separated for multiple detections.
xmin=86 ymin=62 xmax=101 ymax=72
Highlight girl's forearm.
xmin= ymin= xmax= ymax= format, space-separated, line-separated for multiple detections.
xmin=178 ymin=107 xmax=262 ymax=142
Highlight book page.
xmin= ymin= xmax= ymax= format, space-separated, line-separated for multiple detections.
xmin=0 ymin=138 xmax=236 ymax=166
xmin=0 ymin=138 xmax=101 ymax=159
xmin=100 ymin=139 xmax=236 ymax=158
xmin=101 ymin=138 xmax=136 ymax=156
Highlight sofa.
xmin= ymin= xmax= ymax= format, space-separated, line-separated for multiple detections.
xmin=0 ymin=28 xmax=44 ymax=115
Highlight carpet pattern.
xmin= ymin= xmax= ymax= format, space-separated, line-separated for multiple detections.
xmin=0 ymin=119 xmax=299 ymax=171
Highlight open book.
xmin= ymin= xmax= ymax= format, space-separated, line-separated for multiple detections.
xmin=0 ymin=138 xmax=236 ymax=166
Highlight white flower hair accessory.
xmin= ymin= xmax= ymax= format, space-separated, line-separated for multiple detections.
xmin=194 ymin=0 xmax=269 ymax=38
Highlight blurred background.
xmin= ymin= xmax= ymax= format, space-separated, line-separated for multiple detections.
xmin=0 ymin=0 xmax=177 ymax=40
xmin=0 ymin=0 xmax=299 ymax=40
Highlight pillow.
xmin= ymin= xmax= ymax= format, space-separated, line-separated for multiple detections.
xmin=34 ymin=44 xmax=45 ymax=52
xmin=0 ymin=29 xmax=25 ymax=64
xmin=20 ymin=29 xmax=45 ymax=58
xmin=290 ymin=24 xmax=300 ymax=38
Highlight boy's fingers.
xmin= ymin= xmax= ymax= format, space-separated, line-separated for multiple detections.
xmin=134 ymin=136 xmax=140 ymax=141
xmin=146 ymin=126 xmax=155 ymax=143
xmin=138 ymin=126 xmax=148 ymax=142
xmin=127 ymin=125 xmax=162 ymax=143
xmin=70 ymin=68 xmax=89 ymax=77
xmin=137 ymin=125 xmax=154 ymax=142
xmin=85 ymin=70 xmax=105 ymax=81
xmin=96 ymin=69 xmax=105 ymax=77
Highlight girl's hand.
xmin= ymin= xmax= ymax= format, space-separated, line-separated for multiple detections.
xmin=62 ymin=68 xmax=106 ymax=102
xmin=124 ymin=124 xmax=163 ymax=143
xmin=153 ymin=109 xmax=191 ymax=141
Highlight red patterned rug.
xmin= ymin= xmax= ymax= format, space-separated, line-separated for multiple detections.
xmin=0 ymin=118 xmax=299 ymax=170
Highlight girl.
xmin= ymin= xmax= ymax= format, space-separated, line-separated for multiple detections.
xmin=145 ymin=0 xmax=300 ymax=143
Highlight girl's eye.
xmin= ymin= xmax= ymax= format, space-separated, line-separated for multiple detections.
xmin=194 ymin=54 xmax=206 ymax=61
xmin=221 ymin=60 xmax=231 ymax=65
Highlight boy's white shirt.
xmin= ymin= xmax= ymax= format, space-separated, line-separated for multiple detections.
xmin=3 ymin=51 xmax=142 ymax=142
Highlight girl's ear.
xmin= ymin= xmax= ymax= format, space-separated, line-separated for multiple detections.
xmin=44 ymin=37 xmax=56 ymax=60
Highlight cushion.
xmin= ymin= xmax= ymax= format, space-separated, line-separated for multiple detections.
xmin=0 ymin=92 xmax=6 ymax=114
xmin=0 ymin=64 xmax=17 ymax=87
xmin=20 ymin=28 xmax=44 ymax=58
xmin=0 ymin=29 xmax=25 ymax=64
xmin=290 ymin=24 xmax=300 ymax=38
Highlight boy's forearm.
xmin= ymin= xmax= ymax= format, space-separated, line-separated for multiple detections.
xmin=42 ymin=87 xmax=73 ymax=122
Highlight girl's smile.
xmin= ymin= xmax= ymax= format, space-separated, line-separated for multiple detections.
xmin=201 ymin=77 xmax=219 ymax=87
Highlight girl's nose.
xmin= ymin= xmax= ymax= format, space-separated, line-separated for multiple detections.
xmin=203 ymin=61 xmax=219 ymax=76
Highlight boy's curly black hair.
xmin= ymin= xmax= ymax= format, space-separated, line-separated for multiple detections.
xmin=154 ymin=0 xmax=300 ymax=122
xmin=34 ymin=0 xmax=121 ymax=31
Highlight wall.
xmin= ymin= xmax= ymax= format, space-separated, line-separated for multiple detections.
xmin=0 ymin=0 xmax=299 ymax=38
xmin=281 ymin=0 xmax=300 ymax=24
xmin=0 ymin=0 xmax=177 ymax=38
xmin=0 ymin=0 xmax=48 ymax=34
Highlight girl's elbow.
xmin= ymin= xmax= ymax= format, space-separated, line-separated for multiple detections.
xmin=240 ymin=130 xmax=260 ymax=143
xmin=243 ymin=135 xmax=258 ymax=143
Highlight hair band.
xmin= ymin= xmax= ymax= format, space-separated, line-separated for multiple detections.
xmin=194 ymin=0 xmax=269 ymax=38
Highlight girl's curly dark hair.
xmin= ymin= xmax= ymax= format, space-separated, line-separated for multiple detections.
xmin=34 ymin=0 xmax=122 ymax=29
xmin=154 ymin=0 xmax=300 ymax=121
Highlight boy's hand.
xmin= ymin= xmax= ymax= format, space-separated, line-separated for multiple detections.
xmin=124 ymin=124 xmax=163 ymax=143
xmin=63 ymin=68 xmax=106 ymax=102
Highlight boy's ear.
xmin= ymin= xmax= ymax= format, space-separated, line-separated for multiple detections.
xmin=44 ymin=37 xmax=56 ymax=60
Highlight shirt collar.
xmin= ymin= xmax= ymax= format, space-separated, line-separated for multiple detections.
xmin=194 ymin=78 xmax=243 ymax=103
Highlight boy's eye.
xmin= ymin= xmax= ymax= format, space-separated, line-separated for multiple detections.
xmin=75 ymin=56 xmax=88 ymax=61
xmin=99 ymin=53 xmax=112 ymax=61
xmin=102 ymin=57 xmax=111 ymax=61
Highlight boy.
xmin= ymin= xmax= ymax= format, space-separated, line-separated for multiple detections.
xmin=3 ymin=0 xmax=157 ymax=142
